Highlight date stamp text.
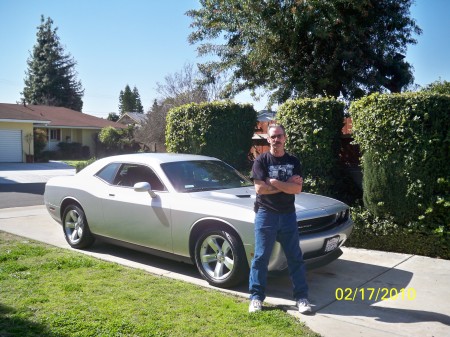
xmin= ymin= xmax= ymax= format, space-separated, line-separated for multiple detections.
xmin=335 ymin=287 xmax=416 ymax=301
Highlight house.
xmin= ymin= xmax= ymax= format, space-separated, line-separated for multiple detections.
xmin=0 ymin=103 xmax=125 ymax=163
xmin=249 ymin=110 xmax=277 ymax=159
xmin=117 ymin=112 xmax=147 ymax=126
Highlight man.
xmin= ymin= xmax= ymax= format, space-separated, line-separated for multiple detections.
xmin=249 ymin=124 xmax=311 ymax=314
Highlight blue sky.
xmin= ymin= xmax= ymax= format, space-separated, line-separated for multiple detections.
xmin=0 ymin=0 xmax=449 ymax=118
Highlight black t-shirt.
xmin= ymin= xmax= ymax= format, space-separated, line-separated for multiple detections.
xmin=251 ymin=151 xmax=302 ymax=213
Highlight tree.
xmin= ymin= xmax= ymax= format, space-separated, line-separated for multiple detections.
xmin=107 ymin=112 xmax=120 ymax=122
xmin=155 ymin=63 xmax=208 ymax=106
xmin=135 ymin=63 xmax=227 ymax=152
xmin=422 ymin=80 xmax=450 ymax=95
xmin=118 ymin=84 xmax=144 ymax=114
xmin=134 ymin=100 xmax=167 ymax=152
xmin=22 ymin=15 xmax=84 ymax=111
xmin=132 ymin=86 xmax=144 ymax=113
xmin=187 ymin=0 xmax=422 ymax=104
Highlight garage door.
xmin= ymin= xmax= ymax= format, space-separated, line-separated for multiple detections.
xmin=0 ymin=129 xmax=23 ymax=162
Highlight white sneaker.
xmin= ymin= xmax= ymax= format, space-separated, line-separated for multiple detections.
xmin=249 ymin=299 xmax=263 ymax=313
xmin=297 ymin=298 xmax=312 ymax=314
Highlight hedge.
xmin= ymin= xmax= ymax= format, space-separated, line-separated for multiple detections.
xmin=276 ymin=97 xmax=353 ymax=200
xmin=165 ymin=101 xmax=257 ymax=170
xmin=350 ymin=92 xmax=449 ymax=253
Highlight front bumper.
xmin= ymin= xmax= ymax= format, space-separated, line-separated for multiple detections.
xmin=267 ymin=218 xmax=353 ymax=271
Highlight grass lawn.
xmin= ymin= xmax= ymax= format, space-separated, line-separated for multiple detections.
xmin=0 ymin=232 xmax=319 ymax=337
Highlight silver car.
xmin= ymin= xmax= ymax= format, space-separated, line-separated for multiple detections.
xmin=44 ymin=153 xmax=353 ymax=288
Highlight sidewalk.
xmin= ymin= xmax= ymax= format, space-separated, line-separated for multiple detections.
xmin=0 ymin=205 xmax=449 ymax=337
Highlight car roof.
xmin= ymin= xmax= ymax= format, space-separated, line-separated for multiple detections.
xmin=105 ymin=153 xmax=219 ymax=164
xmin=78 ymin=153 xmax=220 ymax=176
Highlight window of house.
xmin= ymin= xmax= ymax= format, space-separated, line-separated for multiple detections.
xmin=49 ymin=129 xmax=61 ymax=141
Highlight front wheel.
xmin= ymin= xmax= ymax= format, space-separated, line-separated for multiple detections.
xmin=194 ymin=230 xmax=248 ymax=288
xmin=62 ymin=204 xmax=95 ymax=249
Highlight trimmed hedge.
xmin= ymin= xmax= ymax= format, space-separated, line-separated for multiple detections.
xmin=277 ymin=97 xmax=353 ymax=200
xmin=165 ymin=101 xmax=257 ymax=170
xmin=58 ymin=142 xmax=83 ymax=159
xmin=346 ymin=205 xmax=449 ymax=259
xmin=350 ymin=92 xmax=449 ymax=253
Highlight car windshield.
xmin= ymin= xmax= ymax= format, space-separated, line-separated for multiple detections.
xmin=161 ymin=160 xmax=253 ymax=192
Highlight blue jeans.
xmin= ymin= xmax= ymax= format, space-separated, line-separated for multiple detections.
xmin=249 ymin=208 xmax=308 ymax=301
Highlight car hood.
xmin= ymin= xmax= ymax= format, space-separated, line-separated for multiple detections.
xmin=189 ymin=187 xmax=346 ymax=213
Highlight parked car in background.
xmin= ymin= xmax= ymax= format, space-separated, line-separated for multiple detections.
xmin=44 ymin=153 xmax=353 ymax=288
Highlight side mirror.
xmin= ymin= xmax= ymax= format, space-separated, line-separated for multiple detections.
xmin=134 ymin=182 xmax=157 ymax=198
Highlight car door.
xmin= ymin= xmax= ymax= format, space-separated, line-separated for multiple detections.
xmin=95 ymin=163 xmax=173 ymax=252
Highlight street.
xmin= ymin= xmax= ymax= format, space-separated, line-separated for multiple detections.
xmin=0 ymin=183 xmax=45 ymax=208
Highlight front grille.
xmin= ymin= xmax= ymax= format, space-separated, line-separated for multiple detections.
xmin=298 ymin=209 xmax=349 ymax=235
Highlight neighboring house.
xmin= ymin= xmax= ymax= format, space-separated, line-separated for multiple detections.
xmin=249 ymin=110 xmax=277 ymax=159
xmin=0 ymin=103 xmax=125 ymax=163
xmin=117 ymin=112 xmax=147 ymax=126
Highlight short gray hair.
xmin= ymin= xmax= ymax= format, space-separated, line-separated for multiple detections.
xmin=268 ymin=124 xmax=285 ymax=134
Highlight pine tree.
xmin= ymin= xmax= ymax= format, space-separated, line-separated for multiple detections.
xmin=118 ymin=85 xmax=143 ymax=114
xmin=132 ymin=86 xmax=144 ymax=113
xmin=22 ymin=15 xmax=84 ymax=111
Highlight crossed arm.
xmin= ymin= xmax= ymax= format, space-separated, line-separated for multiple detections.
xmin=254 ymin=175 xmax=303 ymax=195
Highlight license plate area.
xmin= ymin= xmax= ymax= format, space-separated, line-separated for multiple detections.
xmin=323 ymin=235 xmax=340 ymax=253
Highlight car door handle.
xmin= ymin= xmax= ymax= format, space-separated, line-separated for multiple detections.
xmin=109 ymin=193 xmax=115 ymax=197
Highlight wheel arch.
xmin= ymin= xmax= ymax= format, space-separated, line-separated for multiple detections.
xmin=60 ymin=197 xmax=83 ymax=220
xmin=188 ymin=218 xmax=244 ymax=263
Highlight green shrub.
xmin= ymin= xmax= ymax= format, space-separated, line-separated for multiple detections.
xmin=276 ymin=97 xmax=349 ymax=199
xmin=33 ymin=128 xmax=48 ymax=160
xmin=75 ymin=158 xmax=97 ymax=172
xmin=346 ymin=205 xmax=449 ymax=259
xmin=98 ymin=126 xmax=122 ymax=154
xmin=166 ymin=101 xmax=257 ymax=170
xmin=350 ymin=92 xmax=449 ymax=251
xmin=58 ymin=142 xmax=82 ymax=159
xmin=98 ymin=125 xmax=138 ymax=157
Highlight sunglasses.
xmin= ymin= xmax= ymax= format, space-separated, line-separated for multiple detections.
xmin=269 ymin=134 xmax=284 ymax=139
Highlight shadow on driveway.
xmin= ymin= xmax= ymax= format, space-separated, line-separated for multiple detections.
xmin=78 ymin=239 xmax=450 ymax=328
xmin=0 ymin=183 xmax=45 ymax=208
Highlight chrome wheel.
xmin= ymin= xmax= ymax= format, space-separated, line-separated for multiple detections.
xmin=62 ymin=204 xmax=94 ymax=249
xmin=64 ymin=208 xmax=84 ymax=245
xmin=199 ymin=234 xmax=234 ymax=281
xmin=194 ymin=230 xmax=248 ymax=288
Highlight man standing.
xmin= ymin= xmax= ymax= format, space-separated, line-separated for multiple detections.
xmin=249 ymin=124 xmax=311 ymax=314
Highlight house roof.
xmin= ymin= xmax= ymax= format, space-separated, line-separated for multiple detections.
xmin=117 ymin=112 xmax=147 ymax=125
xmin=0 ymin=103 xmax=51 ymax=124
xmin=257 ymin=109 xmax=277 ymax=122
xmin=0 ymin=103 xmax=125 ymax=129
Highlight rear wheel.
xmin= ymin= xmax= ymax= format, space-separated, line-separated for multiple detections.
xmin=62 ymin=204 xmax=94 ymax=249
xmin=194 ymin=230 xmax=248 ymax=288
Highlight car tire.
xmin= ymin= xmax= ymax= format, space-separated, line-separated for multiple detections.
xmin=62 ymin=204 xmax=95 ymax=249
xmin=194 ymin=230 xmax=248 ymax=288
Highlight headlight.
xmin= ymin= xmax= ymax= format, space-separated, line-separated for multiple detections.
xmin=335 ymin=210 xmax=348 ymax=223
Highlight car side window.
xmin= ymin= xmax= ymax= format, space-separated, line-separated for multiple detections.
xmin=114 ymin=164 xmax=166 ymax=191
xmin=95 ymin=163 xmax=121 ymax=184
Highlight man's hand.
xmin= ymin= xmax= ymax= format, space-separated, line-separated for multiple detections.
xmin=254 ymin=179 xmax=281 ymax=195
xmin=287 ymin=175 xmax=303 ymax=186
xmin=267 ymin=175 xmax=303 ymax=194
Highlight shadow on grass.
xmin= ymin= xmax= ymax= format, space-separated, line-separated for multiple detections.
xmin=0 ymin=303 xmax=68 ymax=337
